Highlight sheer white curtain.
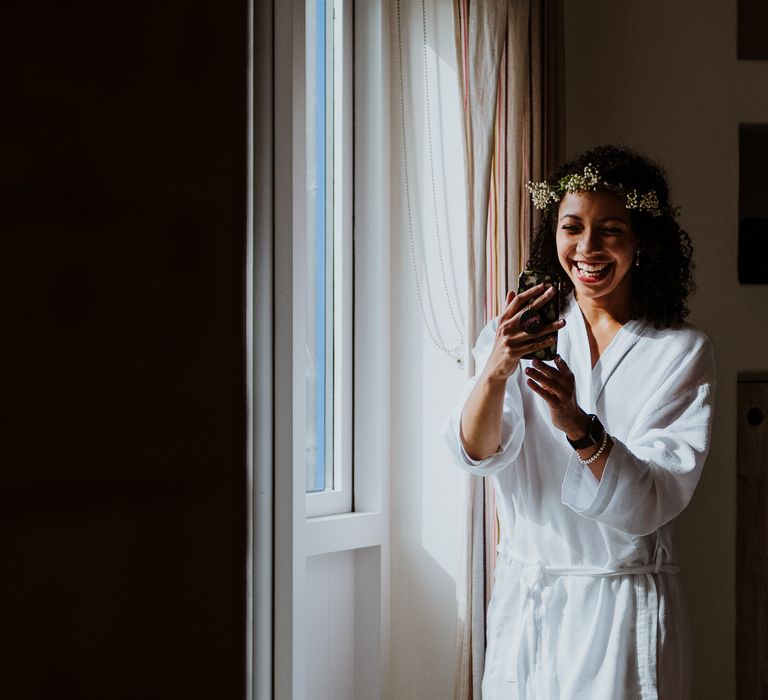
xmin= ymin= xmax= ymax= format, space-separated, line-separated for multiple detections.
xmin=452 ymin=2 xmax=563 ymax=697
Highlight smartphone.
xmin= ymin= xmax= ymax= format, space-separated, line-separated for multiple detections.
xmin=517 ymin=270 xmax=560 ymax=361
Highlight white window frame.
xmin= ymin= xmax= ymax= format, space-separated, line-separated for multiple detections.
xmin=304 ymin=0 xmax=354 ymax=519
xmin=253 ymin=0 xmax=391 ymax=698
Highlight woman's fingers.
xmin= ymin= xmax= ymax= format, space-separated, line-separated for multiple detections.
xmin=553 ymin=354 xmax=574 ymax=378
xmin=501 ymin=316 xmax=565 ymax=341
xmin=496 ymin=290 xmax=517 ymax=324
xmin=524 ymin=356 xmax=577 ymax=401
xmin=526 ymin=377 xmax=559 ymax=404
xmin=494 ymin=285 xmax=563 ymax=369
xmin=498 ymin=289 xmax=522 ymax=323
xmin=528 ymin=358 xmax=560 ymax=380
xmin=515 ymin=284 xmax=556 ymax=313
xmin=501 ymin=283 xmax=551 ymax=323
xmin=512 ymin=287 xmax=557 ymax=323
xmin=505 ymin=333 xmax=557 ymax=353
xmin=524 ymin=284 xmax=557 ymax=312
xmin=500 ymin=291 xmax=562 ymax=338
xmin=524 ymin=365 xmax=570 ymax=402
xmin=539 ymin=318 xmax=566 ymax=336
xmin=499 ymin=283 xmax=557 ymax=335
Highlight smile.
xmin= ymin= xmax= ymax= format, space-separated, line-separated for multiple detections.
xmin=573 ymin=261 xmax=612 ymax=282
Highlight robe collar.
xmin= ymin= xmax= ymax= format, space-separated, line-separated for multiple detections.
xmin=564 ymin=295 xmax=648 ymax=414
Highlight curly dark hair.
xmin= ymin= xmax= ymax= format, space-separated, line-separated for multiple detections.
xmin=527 ymin=145 xmax=694 ymax=327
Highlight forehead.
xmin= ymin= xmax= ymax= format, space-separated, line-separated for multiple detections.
xmin=557 ymin=190 xmax=630 ymax=222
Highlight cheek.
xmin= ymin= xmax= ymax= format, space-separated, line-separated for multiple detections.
xmin=555 ymin=234 xmax=568 ymax=259
xmin=618 ymin=233 xmax=638 ymax=266
xmin=616 ymin=243 xmax=637 ymax=269
xmin=555 ymin=238 xmax=572 ymax=267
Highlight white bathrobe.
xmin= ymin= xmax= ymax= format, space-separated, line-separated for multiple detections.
xmin=444 ymin=297 xmax=715 ymax=699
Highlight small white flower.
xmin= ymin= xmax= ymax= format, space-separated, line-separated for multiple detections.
xmin=527 ymin=165 xmax=669 ymax=217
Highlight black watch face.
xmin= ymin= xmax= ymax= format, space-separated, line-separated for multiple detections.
xmin=587 ymin=416 xmax=603 ymax=444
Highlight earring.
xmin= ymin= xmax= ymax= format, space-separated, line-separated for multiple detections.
xmin=634 ymin=249 xmax=641 ymax=268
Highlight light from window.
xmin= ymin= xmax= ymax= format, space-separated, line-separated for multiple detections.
xmin=305 ymin=0 xmax=349 ymax=498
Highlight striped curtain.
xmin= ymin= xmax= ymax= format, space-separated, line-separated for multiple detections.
xmin=453 ymin=2 xmax=563 ymax=697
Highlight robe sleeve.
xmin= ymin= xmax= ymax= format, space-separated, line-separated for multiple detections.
xmin=442 ymin=318 xmax=526 ymax=476
xmin=561 ymin=331 xmax=715 ymax=536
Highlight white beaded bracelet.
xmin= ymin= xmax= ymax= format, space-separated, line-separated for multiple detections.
xmin=577 ymin=429 xmax=609 ymax=466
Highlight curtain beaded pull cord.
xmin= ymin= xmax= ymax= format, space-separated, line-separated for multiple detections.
xmin=397 ymin=0 xmax=466 ymax=366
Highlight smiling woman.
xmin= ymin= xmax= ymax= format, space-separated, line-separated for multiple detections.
xmin=529 ymin=145 xmax=695 ymax=329
xmin=445 ymin=145 xmax=714 ymax=698
xmin=556 ymin=190 xmax=638 ymax=321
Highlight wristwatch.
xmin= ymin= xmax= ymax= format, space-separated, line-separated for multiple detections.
xmin=566 ymin=414 xmax=605 ymax=450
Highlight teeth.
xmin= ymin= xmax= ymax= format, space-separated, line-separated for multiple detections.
xmin=576 ymin=262 xmax=609 ymax=273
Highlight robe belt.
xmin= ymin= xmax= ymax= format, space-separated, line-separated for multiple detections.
xmin=497 ymin=544 xmax=679 ymax=700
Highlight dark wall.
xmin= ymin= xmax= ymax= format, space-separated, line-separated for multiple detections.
xmin=0 ymin=1 xmax=247 ymax=697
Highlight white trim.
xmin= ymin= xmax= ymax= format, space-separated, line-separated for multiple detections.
xmin=306 ymin=0 xmax=355 ymax=518
xmin=353 ymin=0 xmax=389 ymax=518
xmin=304 ymin=0 xmax=392 ymax=694
xmin=306 ymin=512 xmax=385 ymax=556
xmin=274 ymin=0 xmax=307 ymax=698
xmin=268 ymin=1 xmax=391 ymax=698
xmin=248 ymin=0 xmax=274 ymax=698
xmin=334 ymin=0 xmax=354 ymax=510
xmin=352 ymin=1 xmax=392 ymax=696
xmin=305 ymin=486 xmax=348 ymax=517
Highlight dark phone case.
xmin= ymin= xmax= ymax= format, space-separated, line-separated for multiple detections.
xmin=517 ymin=270 xmax=560 ymax=361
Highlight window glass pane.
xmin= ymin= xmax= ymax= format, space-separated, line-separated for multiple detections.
xmin=305 ymin=0 xmax=335 ymax=493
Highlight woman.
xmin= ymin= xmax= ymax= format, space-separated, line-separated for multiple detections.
xmin=444 ymin=146 xmax=715 ymax=699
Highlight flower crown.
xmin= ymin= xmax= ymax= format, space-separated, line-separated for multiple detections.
xmin=526 ymin=164 xmax=670 ymax=218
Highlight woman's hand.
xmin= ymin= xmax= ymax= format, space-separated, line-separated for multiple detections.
xmin=524 ymin=356 xmax=589 ymax=440
xmin=482 ymin=285 xmax=566 ymax=383
xmin=525 ymin=356 xmax=613 ymax=480
xmin=460 ymin=284 xmax=564 ymax=461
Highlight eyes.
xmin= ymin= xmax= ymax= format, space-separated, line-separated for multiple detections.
xmin=559 ymin=223 xmax=625 ymax=235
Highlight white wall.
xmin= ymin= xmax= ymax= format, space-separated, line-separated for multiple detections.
xmin=564 ymin=1 xmax=768 ymax=696
xmin=388 ymin=0 xmax=470 ymax=698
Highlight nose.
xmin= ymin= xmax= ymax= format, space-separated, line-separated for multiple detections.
xmin=576 ymin=227 xmax=600 ymax=255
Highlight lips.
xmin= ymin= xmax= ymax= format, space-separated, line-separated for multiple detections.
xmin=573 ymin=260 xmax=612 ymax=283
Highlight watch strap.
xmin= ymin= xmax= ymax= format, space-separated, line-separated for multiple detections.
xmin=566 ymin=414 xmax=604 ymax=449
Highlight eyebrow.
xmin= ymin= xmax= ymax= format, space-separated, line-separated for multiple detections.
xmin=559 ymin=213 xmax=629 ymax=224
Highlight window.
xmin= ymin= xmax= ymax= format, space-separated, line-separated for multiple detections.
xmin=305 ymin=0 xmax=353 ymax=517
xmin=265 ymin=0 xmax=388 ymax=695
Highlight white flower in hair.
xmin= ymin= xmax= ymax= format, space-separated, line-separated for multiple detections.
xmin=527 ymin=164 xmax=669 ymax=218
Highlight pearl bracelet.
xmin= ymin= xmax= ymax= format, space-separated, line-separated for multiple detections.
xmin=576 ymin=429 xmax=609 ymax=466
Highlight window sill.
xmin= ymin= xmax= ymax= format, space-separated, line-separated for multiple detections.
xmin=305 ymin=511 xmax=385 ymax=556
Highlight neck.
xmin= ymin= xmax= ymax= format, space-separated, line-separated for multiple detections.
xmin=574 ymin=293 xmax=633 ymax=328
xmin=574 ymin=292 xmax=633 ymax=369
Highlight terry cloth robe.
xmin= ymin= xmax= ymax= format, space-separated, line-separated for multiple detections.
xmin=443 ymin=296 xmax=715 ymax=700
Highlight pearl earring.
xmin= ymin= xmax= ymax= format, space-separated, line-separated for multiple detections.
xmin=634 ymin=250 xmax=641 ymax=268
